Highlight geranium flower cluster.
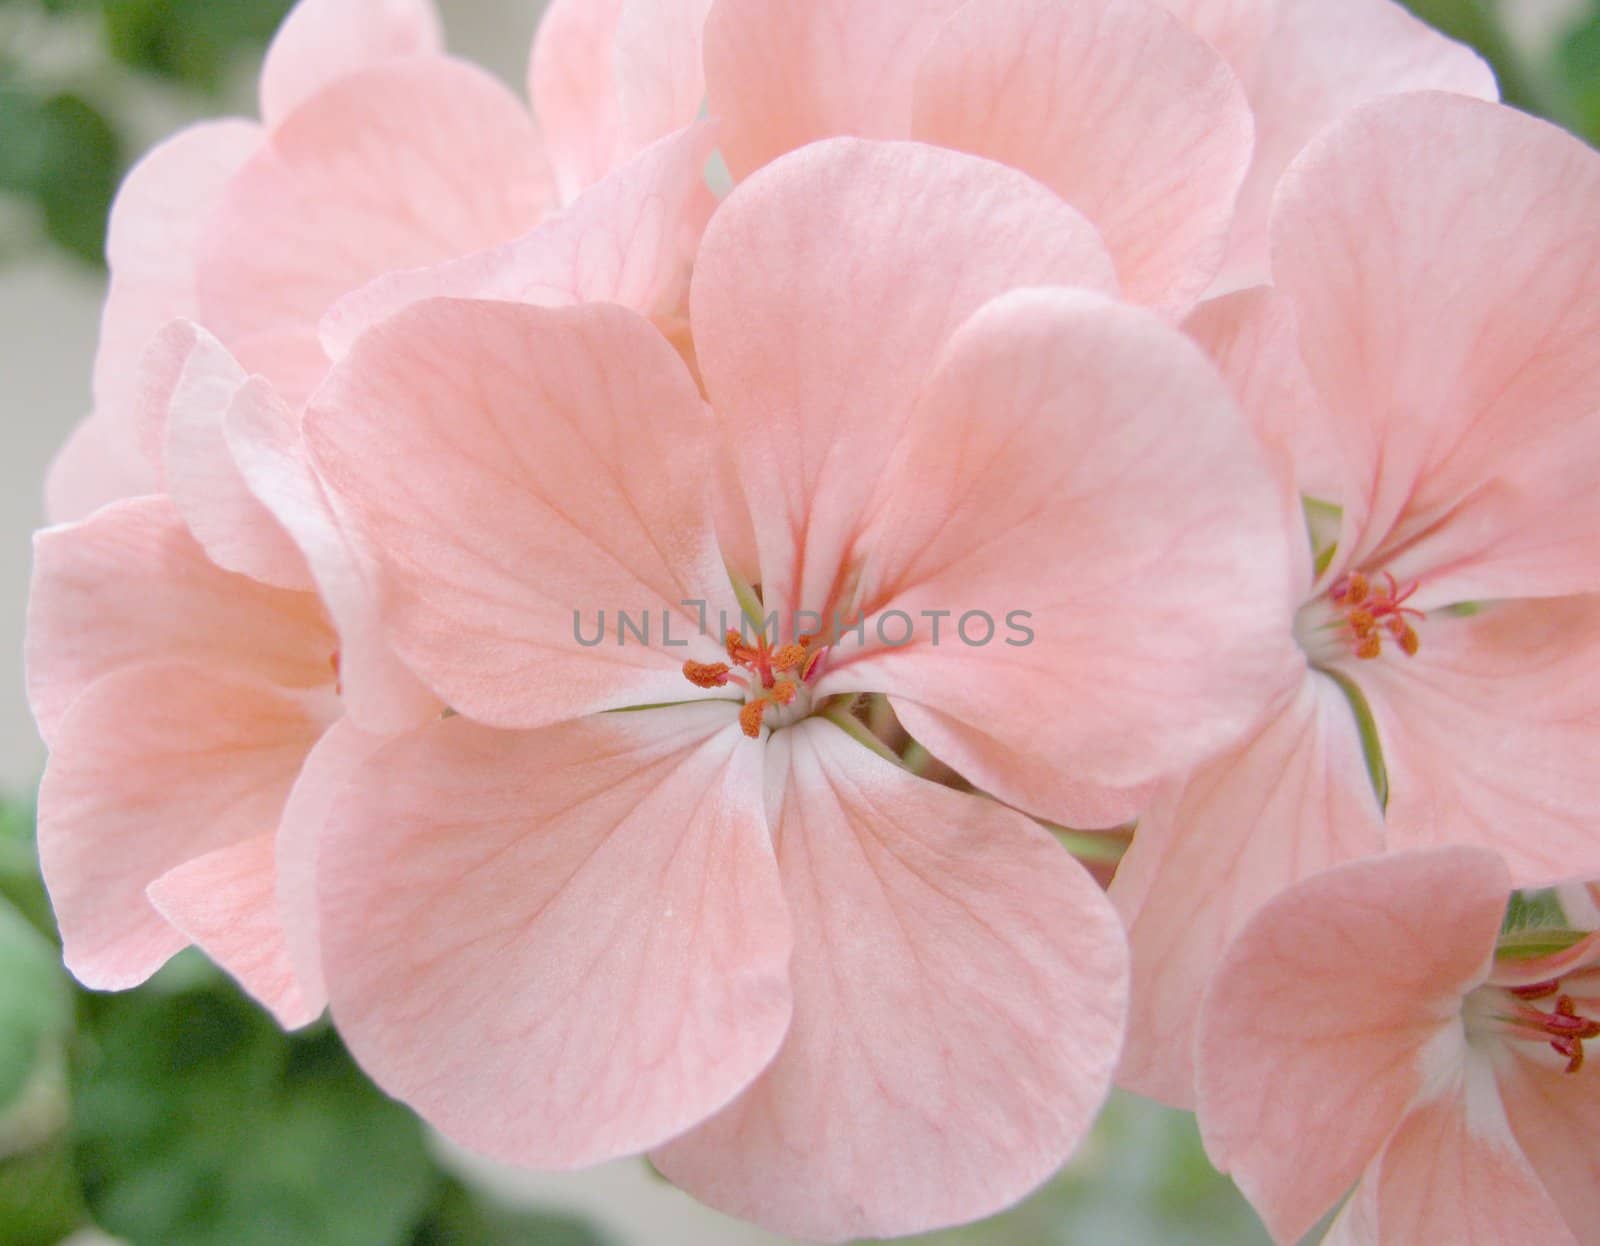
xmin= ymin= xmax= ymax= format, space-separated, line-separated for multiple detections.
xmin=24 ymin=0 xmax=1600 ymax=1240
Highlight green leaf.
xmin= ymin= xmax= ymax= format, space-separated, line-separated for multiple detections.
xmin=0 ymin=88 xmax=120 ymax=267
xmin=1557 ymin=5 xmax=1600 ymax=146
xmin=0 ymin=897 xmax=72 ymax=1115
xmin=72 ymin=986 xmax=441 ymax=1246
xmin=0 ymin=1135 xmax=88 ymax=1246
xmin=102 ymin=0 xmax=294 ymax=91
xmin=0 ymin=800 xmax=57 ymax=943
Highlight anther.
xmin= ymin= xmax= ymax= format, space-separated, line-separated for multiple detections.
xmin=683 ymin=660 xmax=731 ymax=688
xmin=770 ymin=643 xmax=808 ymax=673
xmin=1336 ymin=573 xmax=1371 ymax=606
xmin=739 ymin=699 xmax=768 ymax=738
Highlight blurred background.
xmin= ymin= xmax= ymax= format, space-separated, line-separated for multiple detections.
xmin=0 ymin=2 xmax=1596 ymax=1243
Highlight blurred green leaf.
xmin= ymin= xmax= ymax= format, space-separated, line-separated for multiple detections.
xmin=0 ymin=896 xmax=71 ymax=1113
xmin=1400 ymin=0 xmax=1574 ymax=124
xmin=1557 ymin=3 xmax=1600 ymax=143
xmin=410 ymin=1178 xmax=612 ymax=1246
xmin=0 ymin=1135 xmax=88 ymax=1246
xmin=0 ymin=801 xmax=56 ymax=943
xmin=73 ymin=986 xmax=440 ymax=1246
xmin=102 ymin=0 xmax=293 ymax=91
xmin=0 ymin=87 xmax=120 ymax=266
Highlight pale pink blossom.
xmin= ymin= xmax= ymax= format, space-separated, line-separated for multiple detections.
xmin=698 ymin=0 xmax=1494 ymax=308
xmin=25 ymin=325 xmax=425 ymax=1023
xmin=1197 ymin=847 xmax=1600 ymax=1245
xmin=1113 ymin=92 xmax=1600 ymax=1106
xmin=302 ymin=138 xmax=1295 ymax=1238
xmin=48 ymin=0 xmax=713 ymax=522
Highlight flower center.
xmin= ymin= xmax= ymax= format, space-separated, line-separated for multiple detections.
xmin=1472 ymin=973 xmax=1600 ymax=1074
xmin=1295 ymin=570 xmax=1425 ymax=667
xmin=683 ymin=629 xmax=828 ymax=737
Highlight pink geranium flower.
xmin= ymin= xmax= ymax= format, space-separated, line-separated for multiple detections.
xmin=1113 ymin=92 xmax=1600 ymax=1106
xmin=1198 ymin=847 xmax=1600 ymax=1245
xmin=303 ymin=138 xmax=1294 ymax=1238
xmin=48 ymin=0 xmax=713 ymax=522
xmin=30 ymin=0 xmax=727 ymax=1023
xmin=25 ymin=324 xmax=427 ymax=1025
xmin=698 ymin=0 xmax=1494 ymax=306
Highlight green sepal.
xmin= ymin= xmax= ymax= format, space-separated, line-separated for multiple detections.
xmin=1323 ymin=670 xmax=1389 ymax=811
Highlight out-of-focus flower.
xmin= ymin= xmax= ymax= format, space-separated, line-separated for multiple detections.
xmin=46 ymin=0 xmax=714 ymax=522
xmin=301 ymin=137 xmax=1293 ymax=1239
xmin=1197 ymin=847 xmax=1600 ymax=1245
xmin=24 ymin=325 xmax=421 ymax=1025
xmin=1112 ymin=91 xmax=1600 ymax=1107
xmin=698 ymin=0 xmax=1495 ymax=304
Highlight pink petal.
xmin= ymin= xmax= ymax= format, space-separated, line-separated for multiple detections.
xmin=273 ymin=718 xmax=391 ymax=1019
xmin=703 ymin=0 xmax=966 ymax=180
xmin=197 ymin=57 xmax=556 ymax=403
xmin=530 ymin=0 xmax=711 ymax=203
xmin=1272 ymin=93 xmax=1600 ymax=596
xmin=1220 ymin=1 xmax=1495 ymax=291
xmin=155 ymin=321 xmax=313 ymax=592
xmin=307 ymin=299 xmax=735 ymax=729
xmin=89 ymin=119 xmax=262 ymax=463
xmin=1196 ymin=846 xmax=1508 ymax=1244
xmin=691 ymin=138 xmax=1115 ymax=622
xmin=1487 ymin=931 xmax=1600 ymax=991
xmin=27 ymin=497 xmax=335 ymax=747
xmin=887 ymin=699 xmax=1153 ymax=831
xmin=259 ymin=0 xmax=444 ymax=125
xmin=1184 ymin=286 xmax=1346 ymax=561
xmin=1320 ymin=1173 xmax=1381 ymax=1246
xmin=321 ymin=124 xmax=716 ymax=360
xmin=1360 ymin=597 xmax=1600 ymax=887
xmin=44 ymin=412 xmax=158 ymax=526
xmin=1373 ymin=1061 xmax=1576 ymax=1246
xmin=92 ymin=119 xmax=261 ymax=430
xmin=912 ymin=0 xmax=1253 ymax=313
xmin=320 ymin=704 xmax=790 ymax=1168
xmin=1496 ymin=1046 xmax=1600 ymax=1238
xmin=37 ymin=663 xmax=331 ymax=991
xmin=654 ymin=718 xmax=1127 ymax=1241
xmin=1112 ymin=675 xmax=1385 ymax=1106
xmin=226 ymin=379 xmax=438 ymax=733
xmin=146 ymin=833 xmax=319 ymax=1028
xmin=817 ymin=289 xmax=1300 ymax=815
xmin=1156 ymin=0 xmax=1275 ymax=78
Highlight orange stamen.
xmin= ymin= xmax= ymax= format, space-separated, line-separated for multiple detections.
xmin=739 ymin=699 xmax=768 ymax=738
xmin=1334 ymin=570 xmax=1424 ymax=661
xmin=682 ymin=660 xmax=731 ymax=688
xmin=770 ymin=643 xmax=808 ymax=673
xmin=1337 ymin=573 xmax=1371 ymax=606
